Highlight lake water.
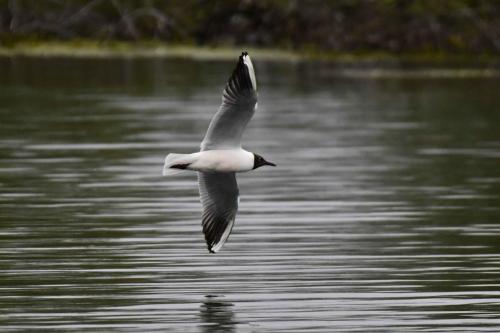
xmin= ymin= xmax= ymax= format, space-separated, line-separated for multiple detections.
xmin=1 ymin=56 xmax=500 ymax=332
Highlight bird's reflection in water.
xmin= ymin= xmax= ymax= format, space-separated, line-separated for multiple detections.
xmin=200 ymin=295 xmax=236 ymax=333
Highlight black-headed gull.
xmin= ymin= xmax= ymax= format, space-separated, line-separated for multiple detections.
xmin=163 ymin=52 xmax=275 ymax=253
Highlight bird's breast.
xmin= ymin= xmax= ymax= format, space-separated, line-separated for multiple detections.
xmin=189 ymin=149 xmax=253 ymax=173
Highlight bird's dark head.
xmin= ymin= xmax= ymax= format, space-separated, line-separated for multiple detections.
xmin=253 ymin=153 xmax=276 ymax=169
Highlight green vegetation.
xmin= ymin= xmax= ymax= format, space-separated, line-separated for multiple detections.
xmin=0 ymin=0 xmax=499 ymax=62
xmin=0 ymin=39 xmax=301 ymax=60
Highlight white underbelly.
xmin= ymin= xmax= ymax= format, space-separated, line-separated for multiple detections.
xmin=189 ymin=149 xmax=253 ymax=172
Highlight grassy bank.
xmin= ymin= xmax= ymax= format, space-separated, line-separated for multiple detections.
xmin=0 ymin=40 xmax=301 ymax=60
xmin=2 ymin=40 xmax=500 ymax=78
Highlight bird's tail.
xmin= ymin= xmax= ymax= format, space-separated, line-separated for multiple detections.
xmin=162 ymin=153 xmax=196 ymax=176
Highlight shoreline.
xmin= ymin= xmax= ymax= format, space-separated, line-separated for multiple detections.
xmin=1 ymin=40 xmax=500 ymax=78
xmin=0 ymin=40 xmax=301 ymax=61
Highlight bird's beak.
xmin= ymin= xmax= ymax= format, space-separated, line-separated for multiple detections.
xmin=264 ymin=160 xmax=276 ymax=167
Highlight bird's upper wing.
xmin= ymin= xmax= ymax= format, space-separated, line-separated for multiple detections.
xmin=198 ymin=171 xmax=239 ymax=253
xmin=200 ymin=52 xmax=257 ymax=151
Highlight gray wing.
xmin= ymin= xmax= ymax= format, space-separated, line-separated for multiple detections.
xmin=198 ymin=172 xmax=239 ymax=253
xmin=201 ymin=52 xmax=257 ymax=151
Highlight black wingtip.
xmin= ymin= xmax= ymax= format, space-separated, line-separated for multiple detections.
xmin=226 ymin=51 xmax=254 ymax=95
xmin=238 ymin=51 xmax=248 ymax=63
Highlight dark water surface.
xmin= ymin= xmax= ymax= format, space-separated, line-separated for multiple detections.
xmin=1 ymin=56 xmax=500 ymax=332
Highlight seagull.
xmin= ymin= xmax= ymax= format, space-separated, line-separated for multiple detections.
xmin=162 ymin=52 xmax=275 ymax=253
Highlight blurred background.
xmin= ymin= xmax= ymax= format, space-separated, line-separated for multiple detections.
xmin=1 ymin=0 xmax=500 ymax=56
xmin=1 ymin=1 xmax=500 ymax=333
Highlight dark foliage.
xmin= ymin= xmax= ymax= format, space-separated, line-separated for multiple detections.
xmin=1 ymin=0 xmax=499 ymax=52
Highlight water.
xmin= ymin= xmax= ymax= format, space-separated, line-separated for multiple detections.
xmin=1 ymin=56 xmax=500 ymax=332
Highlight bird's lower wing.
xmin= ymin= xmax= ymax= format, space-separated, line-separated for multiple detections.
xmin=198 ymin=172 xmax=239 ymax=253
